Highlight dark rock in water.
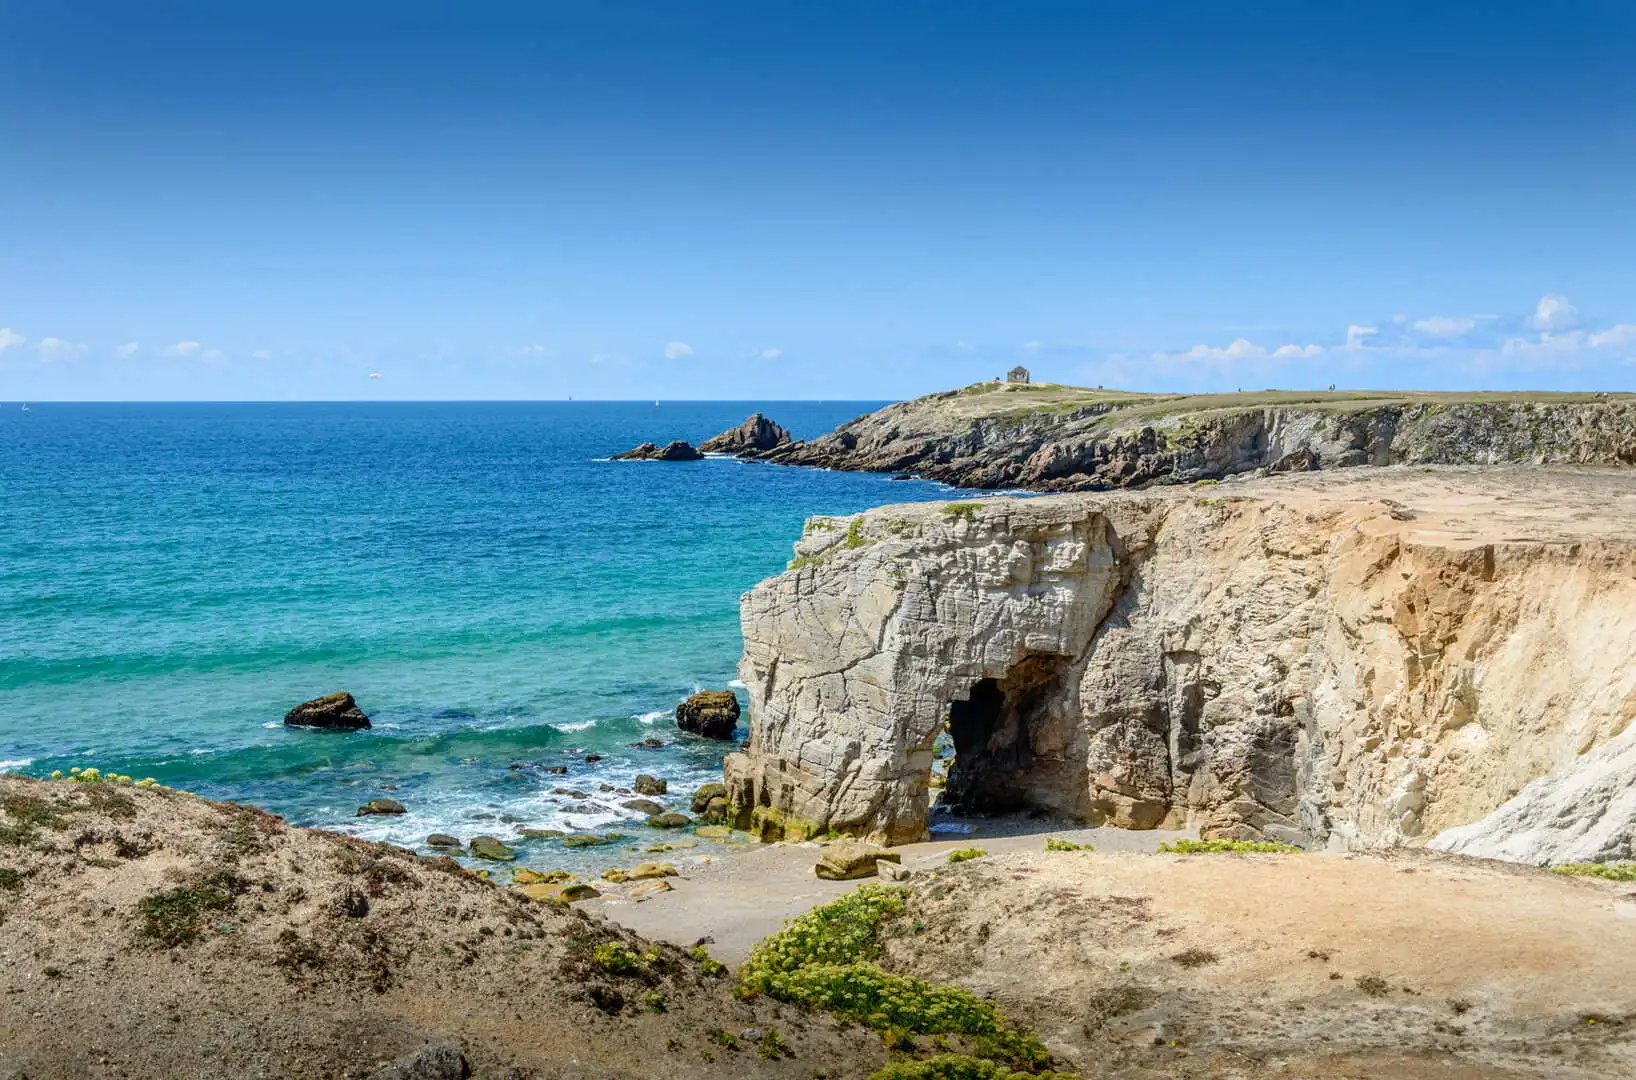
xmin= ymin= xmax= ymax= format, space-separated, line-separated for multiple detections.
xmin=647 ymin=812 xmax=691 ymax=829
xmin=552 ymin=787 xmax=590 ymax=799
xmin=676 ymin=690 xmax=741 ymax=740
xmin=634 ymin=774 xmax=668 ymax=796
xmin=584 ymin=753 xmax=605 ymax=763
xmin=630 ymin=737 xmax=665 ymax=749
xmin=426 ymin=833 xmax=462 ymax=848
xmin=562 ymin=832 xmax=613 ymax=848
xmin=356 ymin=798 xmax=407 ymax=817
xmin=518 ymin=828 xmax=565 ymax=840
xmin=545 ymin=765 xmax=568 ymax=775
xmin=611 ymin=440 xmax=705 ymax=461
xmin=690 ymin=783 xmax=728 ymax=814
xmin=890 ymin=474 xmax=917 ymax=481
xmin=699 ymin=413 xmax=792 ymax=456
xmin=622 ymin=798 xmax=665 ymax=816
xmin=283 ymin=691 xmax=371 ymax=730
xmin=468 ymin=835 xmax=515 ymax=861
xmin=365 ymin=1043 xmax=470 ymax=1080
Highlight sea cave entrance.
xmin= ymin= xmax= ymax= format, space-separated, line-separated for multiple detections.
xmin=938 ymin=653 xmax=1078 ymax=817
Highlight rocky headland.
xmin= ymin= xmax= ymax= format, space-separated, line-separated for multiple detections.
xmin=722 ymin=466 xmax=1636 ymax=864
xmin=761 ymin=383 xmax=1636 ymax=490
xmin=698 ymin=412 xmax=791 ymax=456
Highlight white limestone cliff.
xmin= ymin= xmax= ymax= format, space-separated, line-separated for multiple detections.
xmin=723 ymin=467 xmax=1636 ymax=858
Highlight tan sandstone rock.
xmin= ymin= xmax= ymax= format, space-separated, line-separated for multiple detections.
xmin=725 ymin=467 xmax=1636 ymax=858
xmin=815 ymin=842 xmax=901 ymax=880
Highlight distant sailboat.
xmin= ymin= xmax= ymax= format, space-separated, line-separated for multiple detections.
xmin=654 ymin=400 xmax=660 ymax=407
xmin=20 ymin=403 xmax=29 ymax=412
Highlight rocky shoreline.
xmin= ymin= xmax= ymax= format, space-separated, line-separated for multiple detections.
xmin=757 ymin=384 xmax=1636 ymax=491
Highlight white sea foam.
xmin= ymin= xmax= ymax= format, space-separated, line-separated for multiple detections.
xmin=553 ymin=719 xmax=598 ymax=732
xmin=0 ymin=758 xmax=33 ymax=771
xmin=634 ymin=710 xmax=667 ymax=725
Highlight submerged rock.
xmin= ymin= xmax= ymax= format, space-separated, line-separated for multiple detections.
xmin=646 ymin=812 xmax=691 ymax=829
xmin=698 ymin=413 xmax=792 ymax=456
xmin=562 ymin=832 xmax=613 ymax=848
xmin=675 ymin=691 xmax=741 ymax=740
xmin=283 ymin=691 xmax=371 ymax=730
xmin=621 ymin=798 xmax=665 ymax=816
xmin=518 ymin=828 xmax=564 ymax=840
xmin=611 ymin=440 xmax=705 ymax=462
xmin=356 ymin=798 xmax=407 ymax=817
xmin=815 ymin=842 xmax=900 ymax=881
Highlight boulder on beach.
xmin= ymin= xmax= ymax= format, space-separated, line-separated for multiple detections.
xmin=815 ymin=842 xmax=901 ymax=881
xmin=283 ymin=691 xmax=371 ymax=730
xmin=698 ymin=413 xmax=792 ymax=456
xmin=634 ymin=775 xmax=668 ymax=796
xmin=611 ymin=440 xmax=705 ymax=462
xmin=690 ymin=783 xmax=728 ymax=814
xmin=356 ymin=798 xmax=407 ymax=817
xmin=675 ymin=691 xmax=741 ymax=740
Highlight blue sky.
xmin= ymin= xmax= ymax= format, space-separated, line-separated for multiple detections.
xmin=2 ymin=1 xmax=1633 ymax=401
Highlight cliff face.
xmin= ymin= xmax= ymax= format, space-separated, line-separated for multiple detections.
xmin=723 ymin=468 xmax=1636 ymax=855
xmin=762 ymin=386 xmax=1636 ymax=490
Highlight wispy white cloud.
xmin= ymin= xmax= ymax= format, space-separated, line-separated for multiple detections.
xmin=1162 ymin=338 xmax=1323 ymax=362
xmin=0 ymin=328 xmax=26 ymax=351
xmin=115 ymin=342 xmax=139 ymax=358
xmin=251 ymin=349 xmax=273 ymax=360
xmin=1344 ymin=325 xmax=1379 ymax=349
xmin=37 ymin=337 xmax=87 ymax=361
xmin=760 ymin=347 xmax=783 ymax=360
xmin=518 ymin=344 xmax=549 ymax=356
xmin=1413 ymin=315 xmax=1476 ymax=338
xmin=1588 ymin=324 xmax=1636 ymax=350
xmin=1020 ymin=341 xmax=1043 ymax=352
xmin=1531 ymin=293 xmax=1579 ymax=331
xmin=663 ymin=341 xmax=693 ymax=359
xmin=165 ymin=340 xmax=203 ymax=358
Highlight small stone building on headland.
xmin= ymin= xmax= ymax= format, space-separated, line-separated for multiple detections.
xmin=1007 ymin=365 xmax=1030 ymax=384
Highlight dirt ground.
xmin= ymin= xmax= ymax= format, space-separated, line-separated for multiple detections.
xmin=5 ymin=775 xmax=1635 ymax=1079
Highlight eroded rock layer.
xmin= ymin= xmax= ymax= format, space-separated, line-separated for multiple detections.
xmin=723 ymin=467 xmax=1636 ymax=855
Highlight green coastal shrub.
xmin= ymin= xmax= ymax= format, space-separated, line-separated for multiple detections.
xmin=946 ymin=848 xmax=987 ymax=863
xmin=1043 ymin=838 xmax=1091 ymax=852
xmin=1157 ymin=838 xmax=1299 ymax=854
xmin=1553 ymin=862 xmax=1636 ymax=881
xmin=136 ymin=871 xmax=246 ymax=948
xmin=739 ymin=885 xmax=1050 ymax=1070
xmin=940 ymin=503 xmax=982 ymax=523
xmin=870 ymin=1054 xmax=1070 ymax=1080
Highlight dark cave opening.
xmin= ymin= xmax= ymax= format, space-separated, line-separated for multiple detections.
xmin=943 ymin=654 xmax=1073 ymax=816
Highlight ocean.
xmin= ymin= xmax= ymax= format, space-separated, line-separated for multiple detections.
xmin=0 ymin=401 xmax=959 ymax=868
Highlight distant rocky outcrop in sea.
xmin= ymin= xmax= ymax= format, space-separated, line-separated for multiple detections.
xmin=284 ymin=691 xmax=371 ymax=730
xmin=699 ymin=413 xmax=792 ymax=456
xmin=611 ymin=440 xmax=705 ymax=461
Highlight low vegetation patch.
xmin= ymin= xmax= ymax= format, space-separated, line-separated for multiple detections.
xmin=844 ymin=518 xmax=871 ymax=549
xmin=1355 ymin=973 xmax=1393 ymax=998
xmin=870 ymin=1054 xmax=1070 ymax=1080
xmin=0 ymin=867 xmax=24 ymax=891
xmin=940 ymin=503 xmax=982 ymax=523
xmin=1169 ymin=948 xmax=1219 ymax=968
xmin=1043 ymin=838 xmax=1091 ymax=852
xmin=1157 ymin=838 xmax=1300 ymax=854
xmin=739 ymin=885 xmax=1052 ymax=1072
xmin=946 ymin=848 xmax=987 ymax=863
xmin=1553 ymin=862 xmax=1636 ymax=881
xmin=136 ymin=870 xmax=248 ymax=948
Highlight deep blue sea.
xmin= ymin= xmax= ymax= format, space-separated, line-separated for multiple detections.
xmin=0 ymin=402 xmax=958 ymax=868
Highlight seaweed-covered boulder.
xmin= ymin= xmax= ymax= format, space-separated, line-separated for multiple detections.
xmin=513 ymin=867 xmax=572 ymax=885
xmin=698 ymin=413 xmax=792 ymax=456
xmin=815 ymin=842 xmax=900 ymax=881
xmin=690 ymin=783 xmax=728 ymax=814
xmin=562 ymin=833 xmax=613 ymax=848
xmin=634 ymin=775 xmax=668 ymax=796
xmin=612 ymin=440 xmax=705 ymax=461
xmin=426 ymin=833 xmax=462 ymax=848
xmin=468 ymin=835 xmax=516 ymax=861
xmin=284 ymin=691 xmax=371 ymax=730
xmin=675 ymin=691 xmax=741 ymax=740
xmin=356 ymin=798 xmax=407 ymax=816
xmin=646 ymin=813 xmax=691 ymax=829
xmin=621 ymin=798 xmax=665 ymax=816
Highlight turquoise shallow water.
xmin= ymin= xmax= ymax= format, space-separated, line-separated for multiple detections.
xmin=0 ymin=401 xmax=959 ymax=867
